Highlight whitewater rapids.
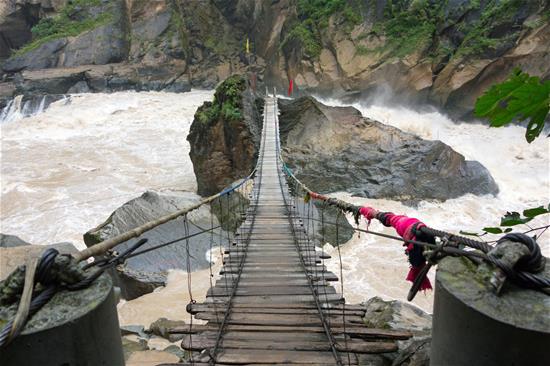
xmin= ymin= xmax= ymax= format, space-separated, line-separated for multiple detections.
xmin=1 ymin=90 xmax=548 ymax=313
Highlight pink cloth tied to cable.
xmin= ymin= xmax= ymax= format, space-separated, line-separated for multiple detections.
xmin=360 ymin=208 xmax=432 ymax=291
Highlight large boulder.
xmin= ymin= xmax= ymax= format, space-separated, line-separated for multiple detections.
xmin=2 ymin=0 xmax=130 ymax=73
xmin=84 ymin=191 xmax=228 ymax=300
xmin=278 ymin=97 xmax=498 ymax=201
xmin=0 ymin=234 xmax=30 ymax=248
xmin=187 ymin=74 xmax=264 ymax=196
xmin=361 ymin=296 xmax=432 ymax=366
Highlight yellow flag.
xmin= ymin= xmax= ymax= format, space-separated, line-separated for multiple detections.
xmin=246 ymin=38 xmax=250 ymax=54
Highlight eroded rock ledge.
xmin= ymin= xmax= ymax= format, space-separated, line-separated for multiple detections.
xmin=278 ymin=97 xmax=498 ymax=201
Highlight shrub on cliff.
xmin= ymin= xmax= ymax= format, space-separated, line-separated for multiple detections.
xmin=15 ymin=0 xmax=114 ymax=56
xmin=196 ymin=75 xmax=246 ymax=124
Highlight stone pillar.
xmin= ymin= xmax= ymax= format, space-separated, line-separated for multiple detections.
xmin=0 ymin=273 xmax=124 ymax=366
xmin=430 ymin=256 xmax=550 ymax=366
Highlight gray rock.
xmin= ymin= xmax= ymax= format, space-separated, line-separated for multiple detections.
xmin=15 ymin=67 xmax=87 ymax=95
xmin=132 ymin=11 xmax=171 ymax=41
xmin=148 ymin=317 xmax=186 ymax=342
xmin=188 ymin=75 xmax=264 ymax=196
xmin=67 ymin=80 xmax=90 ymax=94
xmin=362 ymin=296 xmax=432 ymax=366
xmin=2 ymin=38 xmax=67 ymax=72
xmin=163 ymin=345 xmax=186 ymax=361
xmin=0 ymin=234 xmax=30 ymax=248
xmin=278 ymin=97 xmax=498 ymax=201
xmin=0 ymin=241 xmax=79 ymax=280
xmin=120 ymin=325 xmax=146 ymax=337
xmin=84 ymin=191 xmax=229 ymax=300
xmin=61 ymin=23 xmax=129 ymax=67
xmin=122 ymin=335 xmax=149 ymax=362
xmin=363 ymin=297 xmax=432 ymax=334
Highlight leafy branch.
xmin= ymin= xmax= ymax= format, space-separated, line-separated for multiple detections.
xmin=460 ymin=204 xmax=550 ymax=237
xmin=475 ymin=68 xmax=550 ymax=143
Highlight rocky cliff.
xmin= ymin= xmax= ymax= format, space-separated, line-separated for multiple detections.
xmin=279 ymin=96 xmax=498 ymax=201
xmin=187 ymin=74 xmax=263 ymax=196
xmin=1 ymin=0 xmax=549 ymax=117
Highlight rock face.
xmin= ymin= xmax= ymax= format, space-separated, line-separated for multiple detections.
xmin=278 ymin=97 xmax=498 ymax=201
xmin=187 ymin=74 xmax=263 ymax=196
xmin=2 ymin=0 xmax=130 ymax=73
xmin=361 ymin=296 xmax=431 ymax=366
xmin=2 ymin=1 xmax=548 ymax=118
xmin=0 ymin=0 xmax=550 ymax=117
xmin=84 ymin=191 xmax=228 ymax=300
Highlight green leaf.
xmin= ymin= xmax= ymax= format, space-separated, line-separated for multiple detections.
xmin=459 ymin=230 xmax=482 ymax=237
xmin=500 ymin=211 xmax=533 ymax=226
xmin=523 ymin=205 xmax=550 ymax=218
xmin=482 ymin=227 xmax=503 ymax=234
xmin=504 ymin=228 xmax=513 ymax=233
xmin=475 ymin=69 xmax=550 ymax=143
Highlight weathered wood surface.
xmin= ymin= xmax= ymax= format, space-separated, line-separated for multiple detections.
xmin=173 ymin=98 xmax=408 ymax=365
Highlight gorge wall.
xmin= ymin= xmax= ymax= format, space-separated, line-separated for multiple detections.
xmin=1 ymin=0 xmax=549 ymax=118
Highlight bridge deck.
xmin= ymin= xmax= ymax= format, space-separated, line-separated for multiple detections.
xmin=166 ymin=98 xmax=410 ymax=365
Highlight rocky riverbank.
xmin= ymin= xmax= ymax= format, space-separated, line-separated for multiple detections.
xmin=1 ymin=1 xmax=549 ymax=119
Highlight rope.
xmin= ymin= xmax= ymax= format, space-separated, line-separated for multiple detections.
xmin=280 ymin=158 xmax=549 ymax=295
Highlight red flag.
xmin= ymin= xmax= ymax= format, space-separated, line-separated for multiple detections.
xmin=288 ymin=79 xmax=293 ymax=96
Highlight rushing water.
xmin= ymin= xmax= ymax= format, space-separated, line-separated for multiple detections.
xmin=1 ymin=90 xmax=213 ymax=249
xmin=319 ymin=98 xmax=550 ymax=311
xmin=1 ymin=90 xmax=548 ymax=314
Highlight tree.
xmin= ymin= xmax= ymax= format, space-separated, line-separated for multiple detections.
xmin=475 ymin=68 xmax=550 ymax=143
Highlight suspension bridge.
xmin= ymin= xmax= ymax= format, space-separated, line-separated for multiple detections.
xmin=1 ymin=96 xmax=548 ymax=366
xmin=160 ymin=97 xmax=411 ymax=365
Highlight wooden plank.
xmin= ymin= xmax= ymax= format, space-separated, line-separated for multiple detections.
xmin=206 ymin=286 xmax=337 ymax=297
xmin=188 ymin=302 xmax=366 ymax=312
xmin=188 ymin=306 xmax=365 ymax=317
xmin=195 ymin=312 xmax=365 ymax=326
xmin=198 ymin=349 xmax=355 ymax=364
xmin=169 ymin=324 xmax=412 ymax=340
xmin=181 ymin=334 xmax=397 ymax=354
xmin=204 ymin=293 xmax=344 ymax=304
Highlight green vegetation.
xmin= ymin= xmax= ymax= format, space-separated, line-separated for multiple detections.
xmin=282 ymin=0 xmax=362 ymax=58
xmin=378 ymin=0 xmax=440 ymax=57
xmin=460 ymin=204 xmax=550 ymax=237
xmin=475 ymin=68 xmax=550 ymax=143
xmin=15 ymin=0 xmax=112 ymax=55
xmin=455 ymin=0 xmax=524 ymax=57
xmin=196 ymin=75 xmax=246 ymax=124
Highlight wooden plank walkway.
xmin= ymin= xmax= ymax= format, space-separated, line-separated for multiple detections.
xmin=162 ymin=98 xmax=411 ymax=365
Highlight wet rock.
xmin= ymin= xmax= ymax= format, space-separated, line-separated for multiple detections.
xmin=148 ymin=317 xmax=186 ymax=342
xmin=67 ymin=80 xmax=90 ymax=94
xmin=120 ymin=325 xmax=146 ymax=337
xmin=187 ymin=74 xmax=264 ymax=196
xmin=126 ymin=350 xmax=179 ymax=365
xmin=122 ymin=336 xmax=149 ymax=362
xmin=163 ymin=344 xmax=186 ymax=361
xmin=361 ymin=296 xmax=431 ymax=366
xmin=363 ymin=297 xmax=431 ymax=333
xmin=0 ymin=234 xmax=30 ymax=248
xmin=0 ymin=241 xmax=79 ymax=280
xmin=2 ymin=39 xmax=68 ymax=73
xmin=84 ymin=191 xmax=228 ymax=300
xmin=278 ymin=97 xmax=498 ymax=201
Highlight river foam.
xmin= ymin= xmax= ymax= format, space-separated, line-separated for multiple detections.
xmin=1 ymin=90 xmax=213 ymax=249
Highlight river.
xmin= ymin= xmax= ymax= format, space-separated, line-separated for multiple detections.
xmin=1 ymin=90 xmax=548 ymax=314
